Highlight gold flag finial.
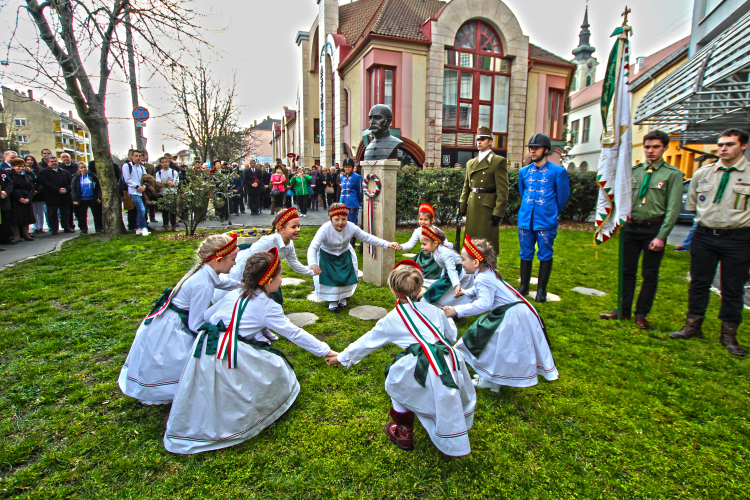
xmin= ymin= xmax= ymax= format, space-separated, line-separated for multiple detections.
xmin=621 ymin=6 xmax=632 ymax=26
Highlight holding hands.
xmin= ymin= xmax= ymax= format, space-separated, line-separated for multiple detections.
xmin=325 ymin=350 xmax=341 ymax=366
xmin=388 ymin=242 xmax=403 ymax=251
xmin=453 ymin=285 xmax=464 ymax=298
xmin=442 ymin=306 xmax=458 ymax=318
xmin=310 ymin=264 xmax=322 ymax=275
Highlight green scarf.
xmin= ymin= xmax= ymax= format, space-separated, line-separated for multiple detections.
xmin=713 ymin=166 xmax=738 ymax=203
xmin=637 ymin=166 xmax=654 ymax=202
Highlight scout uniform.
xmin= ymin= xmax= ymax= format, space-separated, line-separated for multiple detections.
xmin=601 ymin=158 xmax=682 ymax=326
xmin=454 ymin=236 xmax=557 ymax=391
xmin=119 ymin=236 xmax=241 ymax=405
xmin=336 ymin=293 xmax=476 ymax=456
xmin=517 ymin=138 xmax=570 ymax=302
xmin=164 ymin=249 xmax=331 ymax=454
xmin=459 ymin=126 xmax=509 ymax=254
xmin=671 ymin=155 xmax=750 ymax=356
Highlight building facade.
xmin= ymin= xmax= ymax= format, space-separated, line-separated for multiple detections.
xmin=1 ymin=87 xmax=93 ymax=163
xmin=566 ymin=80 xmax=603 ymax=172
xmin=291 ymin=0 xmax=575 ymax=170
xmin=570 ymin=8 xmax=599 ymax=92
xmin=245 ymin=116 xmax=280 ymax=165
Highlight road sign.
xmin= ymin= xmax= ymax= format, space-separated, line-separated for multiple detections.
xmin=135 ymin=122 xmax=147 ymax=128
xmin=132 ymin=106 xmax=150 ymax=122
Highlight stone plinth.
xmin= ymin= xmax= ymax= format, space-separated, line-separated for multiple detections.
xmin=286 ymin=312 xmax=319 ymax=327
xmin=360 ymin=159 xmax=399 ymax=286
xmin=349 ymin=305 xmax=388 ymax=320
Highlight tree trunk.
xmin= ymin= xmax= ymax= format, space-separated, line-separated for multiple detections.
xmin=81 ymin=113 xmax=126 ymax=236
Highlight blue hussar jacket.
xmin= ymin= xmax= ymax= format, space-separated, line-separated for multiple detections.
xmin=339 ymin=172 xmax=362 ymax=209
xmin=517 ymin=161 xmax=571 ymax=231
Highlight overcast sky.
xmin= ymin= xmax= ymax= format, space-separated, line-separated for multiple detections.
xmin=0 ymin=0 xmax=693 ymax=158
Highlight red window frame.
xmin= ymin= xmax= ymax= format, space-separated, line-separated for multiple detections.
xmin=368 ymin=66 xmax=396 ymax=126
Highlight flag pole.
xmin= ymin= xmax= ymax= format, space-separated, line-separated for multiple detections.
xmin=617 ymin=6 xmax=631 ymax=321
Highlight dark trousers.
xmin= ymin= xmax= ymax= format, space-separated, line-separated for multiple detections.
xmin=689 ymin=227 xmax=750 ymax=325
xmin=76 ymin=199 xmax=103 ymax=232
xmin=238 ymin=196 xmax=245 ymax=213
xmin=0 ymin=210 xmax=12 ymax=242
xmin=68 ymin=199 xmax=76 ymax=228
xmin=46 ymin=200 xmax=71 ymax=232
xmin=284 ymin=193 xmax=292 ymax=209
xmin=127 ymin=209 xmax=137 ymax=230
xmin=621 ymin=222 xmax=665 ymax=317
xmin=148 ymin=204 xmax=157 ymax=222
xmin=297 ymin=194 xmax=309 ymax=215
xmin=162 ymin=209 xmax=177 ymax=227
xmin=248 ymin=194 xmax=261 ymax=214
xmin=326 ymin=192 xmax=335 ymax=208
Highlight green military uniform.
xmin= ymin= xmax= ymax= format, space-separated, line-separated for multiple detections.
xmin=602 ymin=158 xmax=682 ymax=324
xmin=459 ymin=128 xmax=509 ymax=253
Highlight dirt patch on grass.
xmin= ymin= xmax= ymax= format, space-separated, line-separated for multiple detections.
xmin=161 ymin=231 xmax=221 ymax=241
xmin=50 ymin=300 xmax=73 ymax=313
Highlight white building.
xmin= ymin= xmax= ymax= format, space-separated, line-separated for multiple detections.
xmin=565 ymin=80 xmax=602 ymax=171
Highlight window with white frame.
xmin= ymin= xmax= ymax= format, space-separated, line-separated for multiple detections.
xmin=17 ymin=135 xmax=29 ymax=143
xmin=14 ymin=118 xmax=27 ymax=127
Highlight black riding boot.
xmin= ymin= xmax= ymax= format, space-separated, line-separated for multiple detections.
xmin=535 ymin=259 xmax=553 ymax=303
xmin=518 ymin=259 xmax=533 ymax=296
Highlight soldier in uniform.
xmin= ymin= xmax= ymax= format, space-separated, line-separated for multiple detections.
xmin=517 ymin=133 xmax=570 ymax=303
xmin=671 ymin=128 xmax=750 ymax=356
xmin=458 ymin=126 xmax=509 ymax=254
xmin=339 ymin=157 xmax=362 ymax=247
xmin=599 ymin=130 xmax=682 ymax=327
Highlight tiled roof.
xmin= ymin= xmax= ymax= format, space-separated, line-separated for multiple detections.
xmin=632 ymin=36 xmax=690 ymax=79
xmin=529 ymin=44 xmax=576 ymax=68
xmin=569 ymin=79 xmax=604 ymax=109
xmin=339 ymin=0 xmax=445 ymax=46
xmin=252 ymin=116 xmax=281 ymax=131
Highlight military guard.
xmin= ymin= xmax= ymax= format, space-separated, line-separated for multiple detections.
xmin=671 ymin=128 xmax=750 ymax=356
xmin=599 ymin=130 xmax=682 ymax=326
xmin=458 ymin=126 xmax=509 ymax=254
xmin=517 ymin=133 xmax=570 ymax=303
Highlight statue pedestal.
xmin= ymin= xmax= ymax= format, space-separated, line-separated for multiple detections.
xmin=360 ymin=159 xmax=399 ymax=287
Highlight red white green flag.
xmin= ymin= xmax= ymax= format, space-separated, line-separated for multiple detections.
xmin=594 ymin=27 xmax=632 ymax=245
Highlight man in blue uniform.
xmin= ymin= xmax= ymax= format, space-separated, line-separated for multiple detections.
xmin=517 ymin=133 xmax=570 ymax=302
xmin=339 ymin=157 xmax=362 ymax=248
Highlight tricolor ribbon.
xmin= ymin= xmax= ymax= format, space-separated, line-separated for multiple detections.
xmin=143 ymin=288 xmax=173 ymax=324
xmin=367 ymin=196 xmax=375 ymax=258
xmin=216 ymin=296 xmax=251 ymax=369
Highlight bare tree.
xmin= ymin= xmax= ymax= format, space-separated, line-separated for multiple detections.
xmin=168 ymin=62 xmax=261 ymax=164
xmin=8 ymin=0 xmax=208 ymax=236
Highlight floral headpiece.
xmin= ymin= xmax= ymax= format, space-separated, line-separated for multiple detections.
xmin=258 ymin=247 xmax=281 ymax=286
xmin=421 ymin=225 xmax=442 ymax=244
xmin=328 ymin=206 xmax=350 ymax=218
xmin=276 ymin=207 xmax=299 ymax=231
xmin=463 ymin=235 xmax=484 ymax=262
xmin=418 ymin=203 xmax=435 ymax=217
xmin=204 ymin=233 xmax=238 ymax=263
xmin=393 ymin=259 xmax=422 ymax=272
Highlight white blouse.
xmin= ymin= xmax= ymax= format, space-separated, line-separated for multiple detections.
xmin=308 ymin=221 xmax=390 ymax=265
xmin=171 ymin=265 xmax=240 ymax=333
xmin=454 ymin=269 xmax=519 ymax=318
xmin=204 ymin=290 xmax=330 ymax=357
xmin=229 ymin=233 xmax=313 ymax=283
xmin=432 ymin=245 xmax=463 ymax=288
xmin=337 ymin=301 xmax=457 ymax=367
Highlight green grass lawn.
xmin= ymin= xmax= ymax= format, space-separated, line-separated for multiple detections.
xmin=1 ymin=227 xmax=748 ymax=499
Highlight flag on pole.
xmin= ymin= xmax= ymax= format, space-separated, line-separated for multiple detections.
xmin=594 ymin=25 xmax=632 ymax=244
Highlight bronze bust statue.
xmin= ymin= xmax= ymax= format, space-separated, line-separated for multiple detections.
xmin=363 ymin=104 xmax=403 ymax=161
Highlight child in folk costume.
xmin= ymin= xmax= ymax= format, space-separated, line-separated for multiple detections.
xmin=214 ymin=207 xmax=320 ymax=305
xmin=419 ymin=226 xmax=474 ymax=307
xmin=399 ymin=203 xmax=453 ymax=285
xmin=164 ymin=249 xmax=336 ymax=454
xmin=442 ymin=236 xmax=557 ymax=391
xmin=328 ymin=261 xmax=476 ymax=456
xmin=308 ymin=203 xmax=402 ymax=313
xmin=119 ymin=234 xmax=241 ymax=405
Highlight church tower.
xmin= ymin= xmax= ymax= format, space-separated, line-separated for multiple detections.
xmin=571 ymin=6 xmax=598 ymax=91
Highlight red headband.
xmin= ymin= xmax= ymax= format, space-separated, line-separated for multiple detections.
xmin=463 ymin=235 xmax=484 ymax=262
xmin=393 ymin=259 xmax=422 ymax=272
xmin=418 ymin=203 xmax=435 ymax=217
xmin=204 ymin=233 xmax=238 ymax=263
xmin=329 ymin=206 xmax=350 ymax=218
xmin=421 ymin=226 xmax=441 ymax=244
xmin=276 ymin=207 xmax=299 ymax=231
xmin=258 ymin=247 xmax=281 ymax=286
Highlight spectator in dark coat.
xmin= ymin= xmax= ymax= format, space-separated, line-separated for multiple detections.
xmin=9 ymin=158 xmax=35 ymax=241
xmin=59 ymin=153 xmax=78 ymax=229
xmin=38 ymin=155 xmax=74 ymax=235
xmin=25 ymin=155 xmax=46 ymax=233
xmin=244 ymin=161 xmax=265 ymax=215
xmin=70 ymin=161 xmax=103 ymax=234
xmin=0 ymin=161 xmax=14 ymax=246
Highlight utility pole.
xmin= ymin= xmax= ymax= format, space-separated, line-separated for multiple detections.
xmin=125 ymin=11 xmax=144 ymax=153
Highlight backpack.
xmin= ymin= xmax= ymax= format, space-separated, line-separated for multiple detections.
xmin=118 ymin=162 xmax=132 ymax=192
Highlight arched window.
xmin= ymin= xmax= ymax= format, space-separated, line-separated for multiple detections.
xmin=580 ymin=161 xmax=589 ymax=171
xmin=442 ymin=20 xmax=511 ymax=151
xmin=567 ymin=162 xmax=576 ymax=171
xmin=586 ymin=75 xmax=592 ymax=87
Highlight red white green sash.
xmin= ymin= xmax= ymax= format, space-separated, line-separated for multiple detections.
xmin=143 ymin=289 xmax=173 ymax=323
xmin=502 ymin=279 xmax=547 ymax=332
xmin=217 ymin=296 xmax=251 ymax=368
xmin=395 ymin=297 xmax=459 ymax=377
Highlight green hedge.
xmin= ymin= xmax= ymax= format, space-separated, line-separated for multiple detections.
xmin=396 ymin=168 xmax=598 ymax=225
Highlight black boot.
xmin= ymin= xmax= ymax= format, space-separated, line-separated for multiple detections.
xmin=518 ymin=259 xmax=533 ymax=296
xmin=535 ymin=259 xmax=553 ymax=303
xmin=719 ymin=321 xmax=746 ymax=356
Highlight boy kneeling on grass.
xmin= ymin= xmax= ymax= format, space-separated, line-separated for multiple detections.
xmin=328 ymin=260 xmax=476 ymax=456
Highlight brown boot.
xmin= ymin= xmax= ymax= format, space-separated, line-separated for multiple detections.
xmin=599 ymin=310 xmax=631 ymax=320
xmin=384 ymin=408 xmax=414 ymax=451
xmin=719 ymin=321 xmax=746 ymax=356
xmin=171 ymin=225 xmax=178 ymax=232
xmin=670 ymin=313 xmax=705 ymax=340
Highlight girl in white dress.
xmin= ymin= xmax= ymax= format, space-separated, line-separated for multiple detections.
xmin=443 ymin=236 xmax=558 ymax=391
xmin=328 ymin=261 xmax=476 ymax=456
xmin=399 ymin=203 xmax=453 ymax=286
xmin=214 ymin=207 xmax=320 ymax=304
xmin=119 ymin=233 xmax=241 ymax=405
xmin=419 ymin=226 xmax=474 ymax=307
xmin=308 ymin=203 xmax=402 ymax=312
xmin=164 ymin=248 xmax=336 ymax=454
